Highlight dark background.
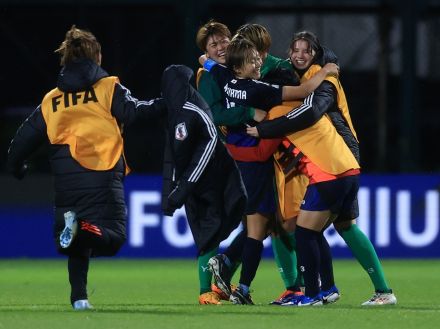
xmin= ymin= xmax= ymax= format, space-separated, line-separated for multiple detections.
xmin=1 ymin=0 xmax=440 ymax=176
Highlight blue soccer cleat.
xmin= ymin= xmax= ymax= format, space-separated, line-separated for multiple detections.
xmin=320 ymin=285 xmax=340 ymax=304
xmin=297 ymin=294 xmax=323 ymax=307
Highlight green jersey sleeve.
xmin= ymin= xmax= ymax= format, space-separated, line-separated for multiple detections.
xmin=261 ymin=54 xmax=292 ymax=77
xmin=198 ymin=70 xmax=255 ymax=126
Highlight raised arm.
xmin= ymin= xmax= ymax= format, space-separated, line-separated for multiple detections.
xmin=282 ymin=63 xmax=339 ymax=100
xmin=111 ymin=83 xmax=167 ymax=126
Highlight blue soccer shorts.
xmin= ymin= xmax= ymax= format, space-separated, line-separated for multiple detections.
xmin=300 ymin=175 xmax=359 ymax=218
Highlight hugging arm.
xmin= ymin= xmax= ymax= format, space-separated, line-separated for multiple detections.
xmin=257 ymin=81 xmax=337 ymax=138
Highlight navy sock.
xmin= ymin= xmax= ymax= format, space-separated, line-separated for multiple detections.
xmin=295 ymin=225 xmax=321 ymax=297
xmin=224 ymin=229 xmax=247 ymax=264
xmin=317 ymin=232 xmax=335 ymax=291
xmin=239 ymin=237 xmax=263 ymax=287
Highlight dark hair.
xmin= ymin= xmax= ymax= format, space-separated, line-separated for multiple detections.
xmin=226 ymin=36 xmax=258 ymax=75
xmin=290 ymin=30 xmax=323 ymax=61
xmin=195 ymin=19 xmax=231 ymax=51
xmin=55 ymin=25 xmax=101 ymax=66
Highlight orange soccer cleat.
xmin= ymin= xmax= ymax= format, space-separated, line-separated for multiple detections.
xmin=198 ymin=291 xmax=222 ymax=305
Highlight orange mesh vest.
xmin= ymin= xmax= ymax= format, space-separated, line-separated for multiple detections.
xmin=41 ymin=76 xmax=125 ymax=172
xmin=267 ymin=65 xmax=360 ymax=175
xmin=263 ymin=101 xmax=306 ymax=219
xmin=305 ymin=65 xmax=358 ymax=142
xmin=268 ymin=66 xmax=360 ymax=218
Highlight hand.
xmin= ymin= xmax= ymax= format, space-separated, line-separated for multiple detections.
xmin=167 ymin=187 xmax=184 ymax=211
xmin=163 ymin=188 xmax=182 ymax=217
xmin=246 ymin=126 xmax=260 ymax=137
xmin=253 ymin=109 xmax=267 ymax=122
xmin=323 ymin=63 xmax=339 ymax=77
xmin=11 ymin=163 xmax=28 ymax=180
xmin=163 ymin=181 xmax=195 ymax=217
xmin=163 ymin=203 xmax=178 ymax=217
xmin=199 ymin=54 xmax=208 ymax=66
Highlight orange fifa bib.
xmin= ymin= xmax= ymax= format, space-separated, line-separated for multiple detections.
xmin=41 ymin=76 xmax=124 ymax=171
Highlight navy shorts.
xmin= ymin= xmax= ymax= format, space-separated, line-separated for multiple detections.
xmin=300 ymin=175 xmax=359 ymax=218
xmin=237 ymin=160 xmax=276 ymax=215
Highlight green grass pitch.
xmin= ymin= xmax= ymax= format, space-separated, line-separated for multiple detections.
xmin=1 ymin=259 xmax=439 ymax=329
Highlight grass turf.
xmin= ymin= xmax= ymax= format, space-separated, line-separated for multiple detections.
xmin=0 ymin=259 xmax=439 ymax=329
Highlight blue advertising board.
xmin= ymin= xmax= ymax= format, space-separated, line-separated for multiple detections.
xmin=1 ymin=174 xmax=439 ymax=258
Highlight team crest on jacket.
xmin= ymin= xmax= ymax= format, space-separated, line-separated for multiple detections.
xmin=175 ymin=122 xmax=188 ymax=140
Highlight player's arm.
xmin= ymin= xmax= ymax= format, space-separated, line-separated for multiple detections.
xmin=198 ymin=72 xmax=262 ymax=125
xmin=167 ymin=108 xmax=217 ymax=209
xmin=7 ymin=106 xmax=48 ymax=179
xmin=111 ymin=83 xmax=167 ymax=126
xmin=282 ymin=63 xmax=338 ymax=100
xmin=249 ymin=81 xmax=337 ymax=138
xmin=201 ymin=59 xmax=266 ymax=125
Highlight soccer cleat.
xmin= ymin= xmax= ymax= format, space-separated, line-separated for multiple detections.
xmin=297 ymin=294 xmax=324 ymax=307
xmin=229 ymin=286 xmax=254 ymax=305
xmin=279 ymin=292 xmax=304 ymax=306
xmin=270 ymin=290 xmax=303 ymax=305
xmin=211 ymin=283 xmax=236 ymax=301
xmin=361 ymin=291 xmax=397 ymax=306
xmin=320 ymin=285 xmax=340 ymax=304
xmin=73 ymin=299 xmax=93 ymax=310
xmin=208 ymin=255 xmax=232 ymax=298
xmin=60 ymin=211 xmax=78 ymax=248
xmin=198 ymin=291 xmax=222 ymax=305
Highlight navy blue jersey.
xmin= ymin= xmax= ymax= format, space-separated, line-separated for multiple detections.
xmin=204 ymin=60 xmax=283 ymax=146
xmin=207 ymin=62 xmax=282 ymax=112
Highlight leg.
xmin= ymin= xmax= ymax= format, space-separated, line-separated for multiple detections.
xmin=316 ymin=232 xmax=335 ymax=291
xmin=272 ymin=217 xmax=299 ymax=289
xmin=208 ymin=228 xmax=247 ymax=298
xmin=198 ymin=247 xmax=222 ymax=305
xmin=230 ymin=212 xmax=270 ymax=305
xmin=270 ymin=216 xmax=304 ymax=305
xmin=295 ymin=209 xmax=331 ymax=303
xmin=335 ymin=219 xmax=391 ymax=292
xmin=198 ymin=248 xmax=218 ymax=295
xmin=316 ymin=231 xmax=340 ymax=304
xmin=335 ymin=219 xmax=396 ymax=305
xmin=223 ymin=227 xmax=247 ymax=268
xmin=68 ymin=248 xmax=92 ymax=309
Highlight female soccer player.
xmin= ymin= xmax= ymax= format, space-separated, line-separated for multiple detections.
xmin=204 ymin=37 xmax=338 ymax=304
xmin=7 ymin=25 xmax=167 ymax=310
xmin=233 ymin=31 xmax=396 ymax=306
